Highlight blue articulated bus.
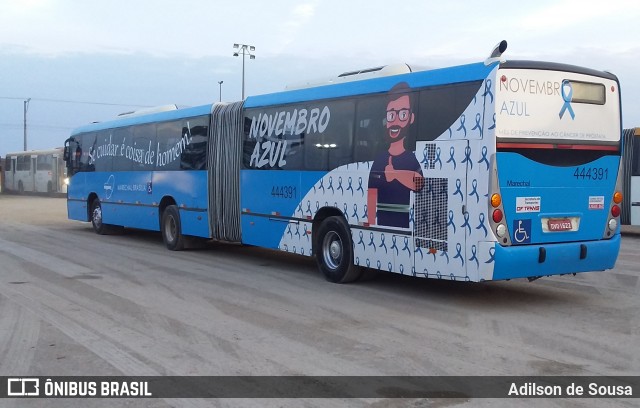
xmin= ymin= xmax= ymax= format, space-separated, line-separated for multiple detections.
xmin=64 ymin=41 xmax=624 ymax=283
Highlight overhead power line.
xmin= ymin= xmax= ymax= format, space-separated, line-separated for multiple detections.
xmin=0 ymin=96 xmax=152 ymax=108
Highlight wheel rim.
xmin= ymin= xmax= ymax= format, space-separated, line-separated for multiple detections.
xmin=165 ymin=215 xmax=177 ymax=243
xmin=92 ymin=204 xmax=102 ymax=228
xmin=322 ymin=231 xmax=342 ymax=270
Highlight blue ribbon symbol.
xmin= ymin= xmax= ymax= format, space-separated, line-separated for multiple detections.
xmin=390 ymin=236 xmax=398 ymax=256
xmin=447 ymin=209 xmax=456 ymax=234
xmin=485 ymin=247 xmax=496 ymax=264
xmin=368 ymin=232 xmax=376 ymax=252
xmin=346 ymin=177 xmax=354 ymax=195
xmin=415 ymin=245 xmax=423 ymax=260
xmin=453 ymin=243 xmax=464 ymax=267
xmin=456 ymin=114 xmax=467 ymax=138
xmin=440 ymin=250 xmax=450 ymax=264
xmin=462 ymin=145 xmax=473 ymax=170
xmin=482 ymin=79 xmax=494 ymax=103
xmin=403 ymin=237 xmax=411 ymax=256
xmin=469 ymin=245 xmax=479 ymax=268
xmin=379 ymin=233 xmax=387 ymax=253
xmin=472 ymin=113 xmax=483 ymax=138
xmin=478 ymin=146 xmax=490 ymax=170
xmin=476 ymin=213 xmax=488 ymax=237
xmin=469 ymin=179 xmax=479 ymax=203
xmin=461 ymin=212 xmax=471 ymax=236
xmin=352 ymin=204 xmax=359 ymax=223
xmin=358 ymin=231 xmax=365 ymax=250
xmin=559 ymin=80 xmax=575 ymax=120
xmin=454 ymin=179 xmax=463 ymax=202
xmin=447 ymin=146 xmax=456 ymax=170
xmin=435 ymin=147 xmax=442 ymax=169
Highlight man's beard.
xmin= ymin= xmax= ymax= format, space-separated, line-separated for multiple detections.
xmin=386 ymin=125 xmax=407 ymax=144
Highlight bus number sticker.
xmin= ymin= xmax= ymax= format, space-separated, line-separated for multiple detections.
xmin=573 ymin=167 xmax=608 ymax=181
xmin=271 ymin=186 xmax=297 ymax=199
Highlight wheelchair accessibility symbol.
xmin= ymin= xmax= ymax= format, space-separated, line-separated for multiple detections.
xmin=513 ymin=219 xmax=531 ymax=244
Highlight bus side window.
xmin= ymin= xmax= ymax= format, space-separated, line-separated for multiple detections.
xmin=417 ymin=81 xmax=482 ymax=141
xmin=304 ymin=100 xmax=355 ymax=170
xmin=180 ymin=116 xmax=208 ymax=171
xmin=354 ymin=96 xmax=387 ymax=163
xmin=37 ymin=155 xmax=53 ymax=171
xmin=156 ymin=120 xmax=182 ymax=171
xmin=132 ymin=124 xmax=156 ymax=171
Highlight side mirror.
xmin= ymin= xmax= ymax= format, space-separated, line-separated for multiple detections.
xmin=63 ymin=146 xmax=70 ymax=162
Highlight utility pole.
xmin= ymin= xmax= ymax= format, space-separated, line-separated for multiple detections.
xmin=23 ymin=98 xmax=31 ymax=151
xmin=218 ymin=81 xmax=224 ymax=102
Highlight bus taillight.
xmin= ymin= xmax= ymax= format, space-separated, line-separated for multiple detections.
xmin=611 ymin=205 xmax=621 ymax=218
xmin=613 ymin=191 xmax=623 ymax=204
xmin=491 ymin=193 xmax=501 ymax=208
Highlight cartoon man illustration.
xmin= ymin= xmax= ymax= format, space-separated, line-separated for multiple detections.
xmin=367 ymin=82 xmax=423 ymax=228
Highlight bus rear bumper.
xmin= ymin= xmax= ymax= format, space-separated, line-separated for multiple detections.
xmin=491 ymin=234 xmax=621 ymax=281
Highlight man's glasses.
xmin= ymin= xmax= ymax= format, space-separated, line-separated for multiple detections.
xmin=386 ymin=108 xmax=410 ymax=122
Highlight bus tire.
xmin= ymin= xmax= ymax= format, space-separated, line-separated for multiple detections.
xmin=162 ymin=205 xmax=185 ymax=251
xmin=315 ymin=216 xmax=362 ymax=283
xmin=90 ymin=198 xmax=113 ymax=235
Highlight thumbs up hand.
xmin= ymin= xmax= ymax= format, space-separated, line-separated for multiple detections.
xmin=385 ymin=156 xmax=395 ymax=182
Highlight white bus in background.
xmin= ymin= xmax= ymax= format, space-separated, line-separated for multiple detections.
xmin=3 ymin=148 xmax=68 ymax=194
xmin=622 ymin=127 xmax=640 ymax=225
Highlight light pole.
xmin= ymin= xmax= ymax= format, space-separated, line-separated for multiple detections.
xmin=23 ymin=98 xmax=31 ymax=151
xmin=233 ymin=43 xmax=255 ymax=100
xmin=218 ymin=80 xmax=223 ymax=102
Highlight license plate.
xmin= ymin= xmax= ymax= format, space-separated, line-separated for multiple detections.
xmin=547 ymin=218 xmax=573 ymax=232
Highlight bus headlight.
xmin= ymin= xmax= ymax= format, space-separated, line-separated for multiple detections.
xmin=496 ymin=224 xmax=507 ymax=238
xmin=64 ymin=177 xmax=70 ymax=185
xmin=608 ymin=218 xmax=618 ymax=231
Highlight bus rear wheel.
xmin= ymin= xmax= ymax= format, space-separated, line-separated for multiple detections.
xmin=315 ymin=216 xmax=362 ymax=283
xmin=162 ymin=205 xmax=185 ymax=251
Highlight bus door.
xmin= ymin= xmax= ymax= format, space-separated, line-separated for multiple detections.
xmin=52 ymin=154 xmax=60 ymax=192
xmin=31 ymin=155 xmax=37 ymax=192
xmin=9 ymin=156 xmax=17 ymax=190
xmin=413 ymin=139 xmax=470 ymax=279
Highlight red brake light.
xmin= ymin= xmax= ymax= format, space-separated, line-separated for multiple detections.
xmin=492 ymin=209 xmax=503 ymax=223
xmin=611 ymin=205 xmax=620 ymax=218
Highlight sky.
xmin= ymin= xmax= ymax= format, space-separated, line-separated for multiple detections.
xmin=1 ymin=0 xmax=639 ymax=156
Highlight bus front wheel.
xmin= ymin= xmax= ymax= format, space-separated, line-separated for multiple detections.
xmin=162 ymin=205 xmax=185 ymax=251
xmin=315 ymin=216 xmax=362 ymax=283
xmin=90 ymin=199 xmax=109 ymax=235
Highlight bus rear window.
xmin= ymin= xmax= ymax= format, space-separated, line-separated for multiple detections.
xmin=568 ymin=81 xmax=605 ymax=105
